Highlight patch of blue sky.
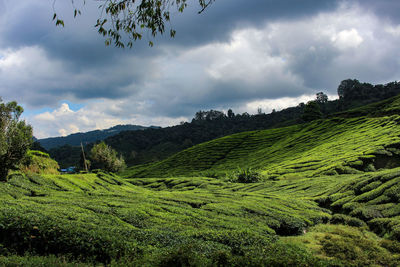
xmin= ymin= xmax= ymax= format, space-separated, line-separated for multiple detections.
xmin=58 ymin=100 xmax=84 ymax=112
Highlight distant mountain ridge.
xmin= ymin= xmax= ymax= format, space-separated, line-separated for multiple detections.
xmin=38 ymin=124 xmax=160 ymax=150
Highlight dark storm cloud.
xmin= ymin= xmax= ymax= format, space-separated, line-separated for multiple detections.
xmin=169 ymin=0 xmax=339 ymax=46
xmin=356 ymin=0 xmax=400 ymax=23
xmin=1 ymin=0 xmax=400 ymax=137
xmin=1 ymin=0 xmax=340 ymax=62
xmin=1 ymin=0 xmax=394 ymax=108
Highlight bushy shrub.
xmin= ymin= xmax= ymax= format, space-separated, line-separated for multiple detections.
xmin=227 ymin=167 xmax=263 ymax=183
xmin=320 ymin=231 xmax=397 ymax=266
xmin=380 ymin=239 xmax=400 ymax=253
xmin=90 ymin=142 xmax=126 ymax=173
xmin=0 ymin=205 xmax=137 ymax=264
xmin=0 ymin=254 xmax=88 ymax=266
xmin=330 ymin=214 xmax=366 ymax=227
xmin=19 ymin=150 xmax=60 ymax=175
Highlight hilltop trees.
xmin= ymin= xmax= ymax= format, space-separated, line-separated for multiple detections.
xmin=194 ymin=110 xmax=226 ymax=121
xmin=302 ymin=101 xmax=322 ymax=122
xmin=316 ymin=92 xmax=328 ymax=103
xmin=90 ymin=142 xmax=126 ymax=172
xmin=337 ymin=79 xmax=400 ymax=103
xmin=0 ymin=99 xmax=33 ymax=181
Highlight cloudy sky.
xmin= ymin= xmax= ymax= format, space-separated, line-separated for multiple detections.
xmin=0 ymin=0 xmax=399 ymax=138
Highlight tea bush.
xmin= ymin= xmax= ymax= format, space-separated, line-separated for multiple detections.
xmin=227 ymin=167 xmax=263 ymax=183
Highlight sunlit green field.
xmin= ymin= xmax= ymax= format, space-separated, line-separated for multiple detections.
xmin=123 ymin=115 xmax=400 ymax=179
xmin=1 ymin=169 xmax=400 ymax=266
xmin=1 ymin=96 xmax=400 ymax=266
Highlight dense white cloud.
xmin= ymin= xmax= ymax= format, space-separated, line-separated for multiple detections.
xmin=331 ymin=29 xmax=363 ymax=50
xmin=243 ymin=94 xmax=338 ymax=115
xmin=1 ymin=1 xmax=400 ymax=137
xmin=29 ymin=102 xmax=187 ymax=138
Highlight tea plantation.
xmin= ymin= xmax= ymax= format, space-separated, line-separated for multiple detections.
xmin=2 ymin=96 xmax=400 ymax=266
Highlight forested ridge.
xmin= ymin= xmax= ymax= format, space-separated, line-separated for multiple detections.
xmin=46 ymin=79 xmax=400 ymax=168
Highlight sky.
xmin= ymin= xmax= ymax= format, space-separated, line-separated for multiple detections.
xmin=0 ymin=0 xmax=399 ymax=138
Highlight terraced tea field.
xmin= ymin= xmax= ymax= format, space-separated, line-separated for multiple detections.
xmin=1 ymin=168 xmax=400 ymax=266
xmin=123 ymin=115 xmax=400 ymax=179
xmin=2 ymin=96 xmax=400 ymax=265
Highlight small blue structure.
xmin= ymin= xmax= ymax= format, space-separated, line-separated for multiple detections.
xmin=60 ymin=166 xmax=77 ymax=174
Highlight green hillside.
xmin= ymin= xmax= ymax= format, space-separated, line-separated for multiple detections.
xmin=2 ymin=95 xmax=400 ymax=265
xmin=1 ymin=169 xmax=400 ymax=266
xmin=123 ymin=109 xmax=400 ymax=179
xmin=46 ymin=79 xmax=400 ymax=169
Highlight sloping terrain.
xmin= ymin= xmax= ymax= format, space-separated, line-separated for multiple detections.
xmin=123 ymin=115 xmax=400 ymax=179
xmin=0 ymin=172 xmax=331 ymax=265
xmin=45 ymin=80 xmax=400 ymax=169
xmin=1 ymin=169 xmax=400 ymax=265
xmin=122 ymin=94 xmax=400 ymax=179
xmin=2 ymin=95 xmax=400 ymax=265
xmin=1 ymin=169 xmax=400 ymax=266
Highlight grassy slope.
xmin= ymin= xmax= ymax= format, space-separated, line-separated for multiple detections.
xmin=1 ymin=170 xmax=400 ymax=265
xmin=122 ymin=94 xmax=400 ymax=179
xmin=0 ymin=172 xmax=332 ymax=265
xmin=2 ymin=96 xmax=400 ymax=265
xmin=123 ymin=115 xmax=400 ymax=179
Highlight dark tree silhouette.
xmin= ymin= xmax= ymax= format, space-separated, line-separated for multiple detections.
xmin=316 ymin=92 xmax=328 ymax=103
xmin=302 ymin=101 xmax=322 ymax=122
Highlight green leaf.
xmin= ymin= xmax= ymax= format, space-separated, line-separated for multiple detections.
xmin=55 ymin=19 xmax=64 ymax=27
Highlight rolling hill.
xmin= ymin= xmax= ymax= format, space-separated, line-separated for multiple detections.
xmin=49 ymin=79 xmax=400 ymax=170
xmin=1 ymin=93 xmax=400 ymax=265
xmin=122 ymin=94 xmax=400 ymax=179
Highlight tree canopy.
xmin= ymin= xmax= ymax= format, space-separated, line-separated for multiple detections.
xmin=302 ymin=101 xmax=322 ymax=122
xmin=90 ymin=141 xmax=126 ymax=172
xmin=0 ymin=98 xmax=33 ymax=181
xmin=54 ymin=0 xmax=214 ymax=48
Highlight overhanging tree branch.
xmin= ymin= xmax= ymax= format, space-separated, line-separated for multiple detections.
xmin=53 ymin=0 xmax=215 ymax=48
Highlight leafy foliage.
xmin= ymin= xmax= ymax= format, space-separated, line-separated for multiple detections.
xmin=49 ymin=145 xmax=82 ymax=169
xmin=1 ymin=166 xmax=400 ymax=265
xmin=226 ymin=167 xmax=263 ymax=183
xmin=284 ymin=224 xmax=400 ymax=266
xmin=90 ymin=142 xmax=126 ymax=172
xmin=337 ymin=79 xmax=400 ymax=110
xmin=302 ymin=101 xmax=322 ymax=122
xmin=53 ymin=0 xmax=215 ymax=48
xmin=19 ymin=150 xmax=60 ymax=175
xmin=0 ymin=99 xmax=33 ymax=181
